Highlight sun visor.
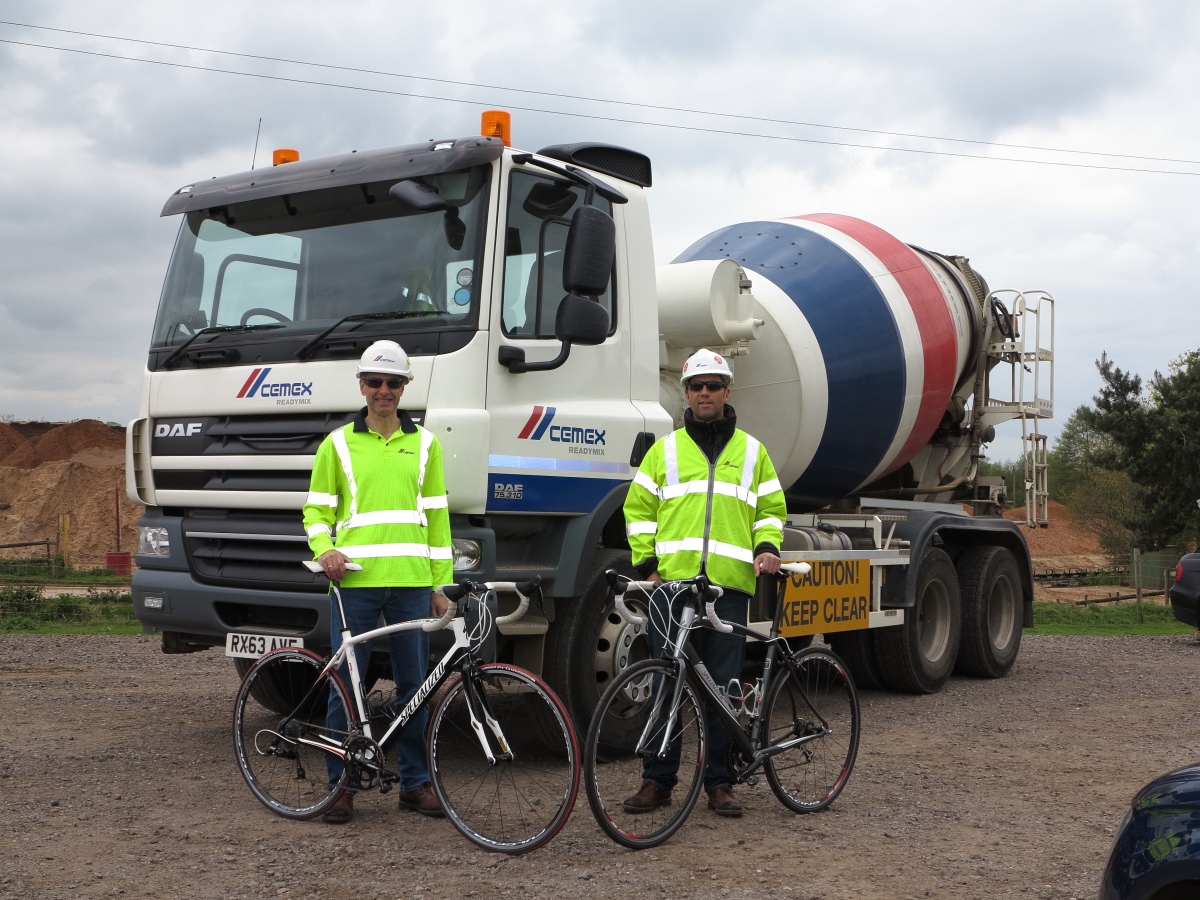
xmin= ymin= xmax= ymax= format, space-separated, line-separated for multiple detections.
xmin=161 ymin=136 xmax=505 ymax=216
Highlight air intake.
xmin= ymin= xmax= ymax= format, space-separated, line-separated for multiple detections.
xmin=536 ymin=143 xmax=652 ymax=187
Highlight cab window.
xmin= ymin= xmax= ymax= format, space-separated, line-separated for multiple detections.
xmin=501 ymin=170 xmax=614 ymax=338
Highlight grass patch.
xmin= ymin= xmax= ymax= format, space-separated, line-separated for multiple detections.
xmin=1026 ymin=600 xmax=1193 ymax=635
xmin=0 ymin=585 xmax=138 ymax=634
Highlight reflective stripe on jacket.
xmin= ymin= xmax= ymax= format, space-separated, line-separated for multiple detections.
xmin=303 ymin=411 xmax=452 ymax=588
xmin=623 ymin=428 xmax=786 ymax=594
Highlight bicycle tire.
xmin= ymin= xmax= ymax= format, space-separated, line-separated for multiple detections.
xmin=761 ymin=647 xmax=860 ymax=813
xmin=428 ymin=664 xmax=580 ymax=854
xmin=233 ymin=648 xmax=353 ymax=819
xmin=583 ymin=658 xmax=706 ymax=850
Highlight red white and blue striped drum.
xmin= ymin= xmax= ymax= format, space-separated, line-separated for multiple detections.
xmin=674 ymin=214 xmax=978 ymax=512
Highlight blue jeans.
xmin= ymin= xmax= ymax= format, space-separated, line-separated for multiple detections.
xmin=325 ymin=586 xmax=432 ymax=791
xmin=642 ymin=585 xmax=748 ymax=794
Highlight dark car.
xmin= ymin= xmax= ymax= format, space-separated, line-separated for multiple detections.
xmin=1168 ymin=555 xmax=1200 ymax=629
xmin=1099 ymin=765 xmax=1200 ymax=899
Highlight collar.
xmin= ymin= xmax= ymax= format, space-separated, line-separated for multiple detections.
xmin=352 ymin=406 xmax=418 ymax=435
xmin=683 ymin=404 xmax=737 ymax=436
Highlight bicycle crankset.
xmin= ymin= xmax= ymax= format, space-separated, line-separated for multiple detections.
xmin=345 ymin=735 xmax=385 ymax=791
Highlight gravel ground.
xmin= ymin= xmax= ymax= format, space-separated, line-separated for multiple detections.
xmin=2 ymin=632 xmax=1198 ymax=900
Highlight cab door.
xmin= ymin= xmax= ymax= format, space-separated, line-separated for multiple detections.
xmin=484 ymin=160 xmax=641 ymax=515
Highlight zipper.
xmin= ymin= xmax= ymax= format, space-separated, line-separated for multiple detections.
xmin=699 ymin=448 xmax=718 ymax=574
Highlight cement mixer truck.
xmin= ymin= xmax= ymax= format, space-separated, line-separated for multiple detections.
xmin=128 ymin=115 xmax=1054 ymax=727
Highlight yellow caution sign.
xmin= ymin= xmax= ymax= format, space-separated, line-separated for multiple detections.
xmin=778 ymin=558 xmax=871 ymax=637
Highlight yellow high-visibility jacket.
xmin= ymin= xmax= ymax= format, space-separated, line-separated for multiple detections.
xmin=303 ymin=409 xmax=452 ymax=588
xmin=624 ymin=427 xmax=786 ymax=594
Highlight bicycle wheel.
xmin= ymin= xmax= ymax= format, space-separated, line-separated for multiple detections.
xmin=584 ymin=658 xmax=706 ymax=850
xmin=761 ymin=646 xmax=860 ymax=813
xmin=428 ymin=664 xmax=579 ymax=854
xmin=233 ymin=648 xmax=353 ymax=819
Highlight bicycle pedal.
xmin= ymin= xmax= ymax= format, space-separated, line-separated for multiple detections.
xmin=746 ymin=776 xmax=760 ymax=787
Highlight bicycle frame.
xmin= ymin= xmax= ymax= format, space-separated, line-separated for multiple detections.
xmin=275 ymin=584 xmax=512 ymax=776
xmin=627 ymin=577 xmax=836 ymax=782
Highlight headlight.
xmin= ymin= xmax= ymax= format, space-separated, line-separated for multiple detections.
xmin=452 ymin=538 xmax=482 ymax=571
xmin=138 ymin=526 xmax=170 ymax=557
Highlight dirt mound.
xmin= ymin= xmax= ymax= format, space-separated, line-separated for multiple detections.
xmin=0 ymin=459 xmax=142 ymax=567
xmin=1 ymin=420 xmax=124 ymax=469
xmin=1003 ymin=498 xmax=1107 ymax=565
xmin=0 ymin=424 xmax=29 ymax=462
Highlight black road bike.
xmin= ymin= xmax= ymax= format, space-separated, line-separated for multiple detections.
xmin=583 ymin=566 xmax=861 ymax=849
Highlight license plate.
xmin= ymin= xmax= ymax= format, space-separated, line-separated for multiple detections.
xmin=225 ymin=632 xmax=304 ymax=658
xmin=778 ymin=558 xmax=871 ymax=637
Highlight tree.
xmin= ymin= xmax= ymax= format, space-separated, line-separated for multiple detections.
xmin=1083 ymin=351 xmax=1200 ymax=550
xmin=1048 ymin=405 xmax=1112 ymax=501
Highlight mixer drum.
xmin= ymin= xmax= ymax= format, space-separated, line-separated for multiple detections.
xmin=673 ymin=214 xmax=975 ymax=511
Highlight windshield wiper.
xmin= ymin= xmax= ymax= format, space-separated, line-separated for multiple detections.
xmin=161 ymin=324 xmax=286 ymax=369
xmin=294 ymin=309 xmax=449 ymax=360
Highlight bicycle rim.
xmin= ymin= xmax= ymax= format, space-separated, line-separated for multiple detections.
xmin=429 ymin=664 xmax=579 ymax=854
xmin=762 ymin=647 xmax=860 ymax=813
xmin=232 ymin=648 xmax=352 ymax=819
xmin=584 ymin=659 xmax=706 ymax=850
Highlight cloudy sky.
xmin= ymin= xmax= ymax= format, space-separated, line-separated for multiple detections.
xmin=2 ymin=0 xmax=1198 ymax=462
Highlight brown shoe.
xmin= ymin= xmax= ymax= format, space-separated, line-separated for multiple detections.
xmin=397 ymin=782 xmax=445 ymax=818
xmin=320 ymin=792 xmax=353 ymax=824
xmin=707 ymin=785 xmax=743 ymax=817
xmin=622 ymin=781 xmax=673 ymax=814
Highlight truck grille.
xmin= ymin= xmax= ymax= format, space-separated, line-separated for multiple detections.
xmin=182 ymin=510 xmax=327 ymax=593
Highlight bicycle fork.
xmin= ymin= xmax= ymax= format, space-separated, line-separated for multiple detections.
xmin=462 ymin=667 xmax=514 ymax=765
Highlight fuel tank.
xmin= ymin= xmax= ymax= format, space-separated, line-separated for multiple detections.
xmin=667 ymin=214 xmax=982 ymax=511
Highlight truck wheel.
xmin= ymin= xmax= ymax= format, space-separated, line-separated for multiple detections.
xmin=874 ymin=548 xmax=961 ymax=694
xmin=954 ymin=545 xmax=1022 ymax=678
xmin=825 ymin=628 xmax=885 ymax=690
xmin=540 ymin=548 xmax=638 ymax=734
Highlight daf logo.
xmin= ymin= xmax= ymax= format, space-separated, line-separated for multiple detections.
xmin=155 ymin=423 xmax=202 ymax=437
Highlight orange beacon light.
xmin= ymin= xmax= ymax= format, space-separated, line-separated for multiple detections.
xmin=481 ymin=110 xmax=511 ymax=147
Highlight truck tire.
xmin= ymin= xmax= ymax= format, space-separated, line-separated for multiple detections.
xmin=954 ymin=545 xmax=1023 ymax=678
xmin=874 ymin=548 xmax=961 ymax=694
xmin=825 ymin=628 xmax=885 ymax=690
xmin=539 ymin=548 xmax=638 ymax=735
xmin=233 ymin=657 xmax=323 ymax=716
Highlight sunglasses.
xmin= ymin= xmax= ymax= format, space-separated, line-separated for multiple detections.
xmin=686 ymin=379 xmax=727 ymax=393
xmin=361 ymin=376 xmax=406 ymax=389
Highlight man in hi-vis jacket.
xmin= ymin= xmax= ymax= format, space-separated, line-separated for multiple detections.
xmin=622 ymin=348 xmax=787 ymax=818
xmin=303 ymin=340 xmax=452 ymax=824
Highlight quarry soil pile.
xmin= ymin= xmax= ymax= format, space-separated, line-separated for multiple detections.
xmin=0 ymin=421 xmax=141 ymax=566
xmin=1004 ymin=499 xmax=1107 ymax=570
xmin=1 ymin=631 xmax=1193 ymax=900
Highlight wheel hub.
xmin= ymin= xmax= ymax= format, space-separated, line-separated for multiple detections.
xmin=594 ymin=598 xmax=651 ymax=695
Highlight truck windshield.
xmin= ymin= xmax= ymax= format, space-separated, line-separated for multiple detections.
xmin=151 ymin=165 xmax=490 ymax=347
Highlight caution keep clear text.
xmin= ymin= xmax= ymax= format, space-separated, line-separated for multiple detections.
xmin=778 ymin=559 xmax=871 ymax=637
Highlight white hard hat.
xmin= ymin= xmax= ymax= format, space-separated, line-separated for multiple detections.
xmin=357 ymin=340 xmax=413 ymax=381
xmin=680 ymin=348 xmax=733 ymax=385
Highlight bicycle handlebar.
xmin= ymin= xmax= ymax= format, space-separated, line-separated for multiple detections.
xmin=432 ymin=575 xmax=543 ymax=629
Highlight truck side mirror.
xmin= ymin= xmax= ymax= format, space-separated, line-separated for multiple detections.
xmin=389 ymin=180 xmax=451 ymax=212
xmin=555 ymin=293 xmax=609 ymax=345
xmin=562 ymin=205 xmax=615 ymax=296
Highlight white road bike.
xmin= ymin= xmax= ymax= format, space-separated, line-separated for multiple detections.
xmin=232 ymin=565 xmax=579 ymax=854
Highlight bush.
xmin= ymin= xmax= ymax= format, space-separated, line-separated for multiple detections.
xmin=0 ymin=586 xmax=135 ymax=627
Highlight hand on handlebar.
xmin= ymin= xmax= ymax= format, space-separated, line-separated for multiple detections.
xmin=647 ymin=572 xmax=662 ymax=583
xmin=318 ymin=549 xmax=353 ymax=581
xmin=754 ymin=552 xmax=782 ymax=576
xmin=431 ymin=590 xmax=449 ymax=617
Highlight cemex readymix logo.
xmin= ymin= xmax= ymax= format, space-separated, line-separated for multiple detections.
xmin=236 ymin=368 xmax=313 ymax=405
xmin=517 ymin=406 xmax=605 ymax=445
